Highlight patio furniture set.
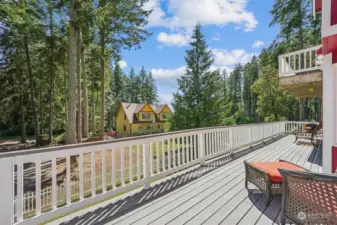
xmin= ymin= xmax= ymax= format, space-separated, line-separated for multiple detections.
xmin=245 ymin=159 xmax=337 ymax=225
xmin=293 ymin=122 xmax=323 ymax=146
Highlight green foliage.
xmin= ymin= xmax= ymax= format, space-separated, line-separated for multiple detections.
xmin=169 ymin=24 xmax=224 ymax=131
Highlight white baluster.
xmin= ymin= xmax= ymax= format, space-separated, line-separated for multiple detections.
xmin=102 ymin=150 xmax=106 ymax=192
xmin=143 ymin=142 xmax=150 ymax=189
xmin=162 ymin=140 xmax=166 ymax=171
xmin=16 ymin=162 xmax=23 ymax=222
xmin=173 ymin=138 xmax=176 ymax=168
xmin=111 ymin=149 xmax=116 ymax=189
xmin=193 ymin=134 xmax=197 ymax=160
xmin=91 ymin=152 xmax=96 ymax=196
xmin=182 ymin=136 xmax=186 ymax=164
xmin=168 ymin=139 xmax=171 ymax=169
xmin=66 ymin=156 xmax=71 ymax=204
xmin=51 ymin=158 xmax=57 ymax=209
xmin=137 ymin=145 xmax=140 ymax=180
xmin=150 ymin=142 xmax=153 ymax=175
xmin=156 ymin=141 xmax=159 ymax=173
xmin=129 ymin=146 xmax=133 ymax=183
xmin=178 ymin=137 xmax=181 ymax=166
xmin=79 ymin=154 xmax=84 ymax=200
xmin=35 ymin=161 xmax=41 ymax=215
xmin=121 ymin=147 xmax=125 ymax=186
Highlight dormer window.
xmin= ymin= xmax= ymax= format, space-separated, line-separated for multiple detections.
xmin=162 ymin=113 xmax=168 ymax=119
xmin=142 ymin=112 xmax=151 ymax=120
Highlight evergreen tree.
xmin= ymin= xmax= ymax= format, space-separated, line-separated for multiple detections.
xmin=270 ymin=0 xmax=319 ymax=50
xmin=169 ymin=24 xmax=223 ymax=130
xmin=128 ymin=68 xmax=141 ymax=103
xmin=147 ymin=71 xmax=158 ymax=104
xmin=139 ymin=66 xmax=148 ymax=103
xmin=243 ymin=56 xmax=259 ymax=119
xmin=222 ymin=69 xmax=228 ymax=101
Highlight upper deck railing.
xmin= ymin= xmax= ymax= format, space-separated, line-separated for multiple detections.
xmin=278 ymin=45 xmax=322 ymax=77
xmin=0 ymin=121 xmax=308 ymax=225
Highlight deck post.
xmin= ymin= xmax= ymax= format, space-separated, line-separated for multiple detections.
xmin=249 ymin=127 xmax=253 ymax=145
xmin=0 ymin=157 xmax=14 ymax=225
xmin=229 ymin=129 xmax=234 ymax=153
xmin=198 ymin=133 xmax=205 ymax=165
xmin=143 ymin=141 xmax=151 ymax=189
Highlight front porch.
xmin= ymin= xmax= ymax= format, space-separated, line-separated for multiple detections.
xmin=50 ymin=135 xmax=322 ymax=225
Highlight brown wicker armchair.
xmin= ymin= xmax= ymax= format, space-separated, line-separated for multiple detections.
xmin=244 ymin=160 xmax=308 ymax=205
xmin=278 ymin=169 xmax=337 ymax=225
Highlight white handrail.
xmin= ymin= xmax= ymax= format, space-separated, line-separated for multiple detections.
xmin=278 ymin=45 xmax=322 ymax=77
xmin=0 ymin=121 xmax=308 ymax=225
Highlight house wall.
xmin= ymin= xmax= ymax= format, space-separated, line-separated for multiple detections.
xmin=132 ymin=123 xmax=167 ymax=135
xmin=158 ymin=106 xmax=171 ymax=120
xmin=116 ymin=107 xmax=131 ymax=136
xmin=138 ymin=104 xmax=155 ymax=122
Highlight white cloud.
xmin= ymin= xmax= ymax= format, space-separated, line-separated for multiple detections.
xmin=151 ymin=66 xmax=186 ymax=88
xmin=212 ymin=48 xmax=256 ymax=66
xmin=157 ymin=32 xmax=190 ymax=46
xmin=212 ymin=33 xmax=221 ymax=41
xmin=158 ymin=93 xmax=174 ymax=105
xmin=143 ymin=0 xmax=168 ymax=27
xmin=252 ymin=40 xmax=265 ymax=48
xmin=118 ymin=60 xmax=127 ymax=69
xmin=145 ymin=0 xmax=258 ymax=32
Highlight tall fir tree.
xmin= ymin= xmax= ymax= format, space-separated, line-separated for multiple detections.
xmin=169 ymin=24 xmax=223 ymax=130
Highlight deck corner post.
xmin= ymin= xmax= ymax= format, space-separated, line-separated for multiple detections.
xmin=143 ymin=141 xmax=151 ymax=189
xmin=0 ymin=157 xmax=14 ymax=225
xmin=198 ymin=133 xmax=205 ymax=165
xmin=229 ymin=128 xmax=234 ymax=154
xmin=249 ymin=127 xmax=252 ymax=144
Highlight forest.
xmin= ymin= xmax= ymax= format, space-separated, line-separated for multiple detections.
xmin=0 ymin=0 xmax=323 ymax=148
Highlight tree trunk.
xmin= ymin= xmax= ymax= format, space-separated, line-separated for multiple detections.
xmin=18 ymin=66 xmax=26 ymax=143
xmin=23 ymin=36 xmax=40 ymax=143
xmin=64 ymin=48 xmax=68 ymax=132
xmin=82 ymin=45 xmax=88 ymax=138
xmin=99 ymin=27 xmax=105 ymax=140
xmin=297 ymin=0 xmax=304 ymax=50
xmin=48 ymin=7 xmax=55 ymax=143
xmin=91 ymin=57 xmax=96 ymax=135
xmin=66 ymin=0 xmax=77 ymax=144
xmin=77 ymin=29 xmax=82 ymax=143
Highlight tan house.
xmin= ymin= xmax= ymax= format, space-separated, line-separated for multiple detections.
xmin=116 ymin=102 xmax=172 ymax=136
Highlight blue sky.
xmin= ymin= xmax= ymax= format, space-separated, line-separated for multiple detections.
xmin=118 ymin=0 xmax=280 ymax=106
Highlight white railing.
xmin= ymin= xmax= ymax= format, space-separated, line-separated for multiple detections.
xmin=0 ymin=121 xmax=300 ymax=225
xmin=279 ymin=45 xmax=322 ymax=77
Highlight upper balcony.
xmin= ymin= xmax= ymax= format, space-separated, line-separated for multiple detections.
xmin=278 ymin=46 xmax=323 ymax=98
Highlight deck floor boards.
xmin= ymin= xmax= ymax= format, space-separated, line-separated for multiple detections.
xmin=54 ymin=135 xmax=322 ymax=225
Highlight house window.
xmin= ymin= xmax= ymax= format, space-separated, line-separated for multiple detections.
xmin=124 ymin=113 xmax=127 ymax=120
xmin=142 ymin=113 xmax=151 ymax=120
xmin=124 ymin=125 xmax=126 ymax=132
xmin=162 ymin=113 xmax=168 ymax=119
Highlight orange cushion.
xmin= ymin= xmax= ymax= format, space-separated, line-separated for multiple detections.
xmin=250 ymin=162 xmax=305 ymax=182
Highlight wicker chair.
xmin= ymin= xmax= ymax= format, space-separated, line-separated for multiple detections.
xmin=278 ymin=169 xmax=337 ymax=225
xmin=244 ymin=160 xmax=308 ymax=205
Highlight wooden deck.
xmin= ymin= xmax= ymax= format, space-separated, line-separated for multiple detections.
xmin=55 ymin=134 xmax=322 ymax=225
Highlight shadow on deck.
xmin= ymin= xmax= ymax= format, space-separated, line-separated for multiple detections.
xmin=59 ymin=134 xmax=287 ymax=225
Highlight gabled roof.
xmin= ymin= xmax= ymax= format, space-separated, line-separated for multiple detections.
xmin=119 ymin=102 xmax=171 ymax=124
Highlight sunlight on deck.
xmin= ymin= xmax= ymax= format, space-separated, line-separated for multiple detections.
xmin=51 ymin=135 xmax=322 ymax=225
